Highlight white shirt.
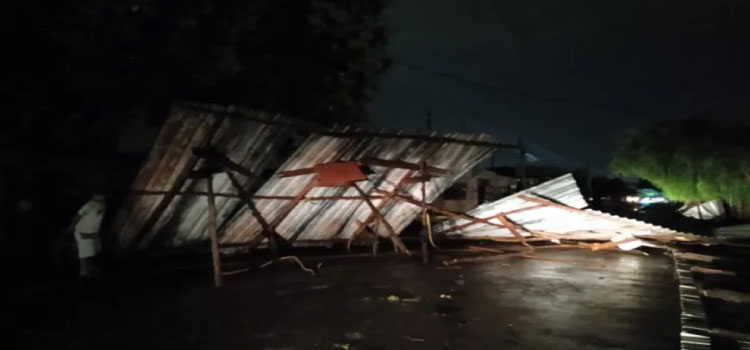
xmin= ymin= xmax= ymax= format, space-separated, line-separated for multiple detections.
xmin=75 ymin=200 xmax=105 ymax=234
xmin=74 ymin=199 xmax=105 ymax=258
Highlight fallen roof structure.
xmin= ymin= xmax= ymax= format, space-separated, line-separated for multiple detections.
xmin=680 ymin=199 xmax=726 ymax=221
xmin=435 ymin=174 xmax=698 ymax=247
xmin=113 ymin=102 xmax=301 ymax=250
xmin=113 ymin=102 xmax=504 ymax=252
xmin=218 ymin=126 xmax=497 ymax=250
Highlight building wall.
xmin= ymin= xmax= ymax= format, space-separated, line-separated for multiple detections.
xmin=434 ymin=170 xmax=516 ymax=213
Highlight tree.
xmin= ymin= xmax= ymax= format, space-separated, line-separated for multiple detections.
xmin=610 ymin=118 xmax=750 ymax=207
xmin=2 ymin=0 xmax=392 ymax=159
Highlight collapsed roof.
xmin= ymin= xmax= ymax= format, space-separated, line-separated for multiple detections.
xmin=435 ymin=174 xmax=698 ymax=247
xmin=113 ymin=102 xmax=503 ymax=251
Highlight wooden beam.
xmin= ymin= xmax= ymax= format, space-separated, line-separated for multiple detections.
xmin=130 ymin=117 xmax=224 ymax=250
xmin=518 ymin=195 xmax=584 ymax=212
xmin=224 ymin=170 xmax=280 ymax=257
xmin=420 ymin=160 xmax=431 ymax=264
xmin=192 ymin=147 xmax=258 ymax=179
xmin=319 ymin=130 xmax=517 ymax=149
xmin=440 ymin=203 xmax=548 ymax=234
xmin=346 ymin=171 xmax=415 ymax=248
xmin=277 ymin=168 xmax=316 ymax=177
xmin=358 ymin=157 xmax=451 ymax=175
xmin=129 ymin=190 xmax=385 ymax=201
xmin=206 ymin=174 xmax=223 ymax=287
xmin=495 ymin=214 xmax=532 ymax=249
xmin=700 ymin=288 xmax=750 ymax=304
xmin=375 ymin=190 xmax=514 ymax=234
xmin=181 ymin=103 xmax=518 ymax=149
xmin=352 ymin=183 xmax=410 ymax=255
xmin=272 ymin=180 xmax=318 ymax=242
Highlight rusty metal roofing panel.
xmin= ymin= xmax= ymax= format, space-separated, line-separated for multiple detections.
xmin=113 ymin=102 xmax=297 ymax=250
xmin=436 ymin=174 xmax=692 ymax=240
xmin=219 ymin=127 xmax=496 ymax=245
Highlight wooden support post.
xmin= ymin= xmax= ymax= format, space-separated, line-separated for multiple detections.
xmin=495 ymin=214 xmax=532 ymax=249
xmin=224 ymin=171 xmax=280 ymax=257
xmin=273 ymin=180 xmax=318 ymax=242
xmin=347 ymin=171 xmax=415 ymax=249
xmin=206 ymin=174 xmax=223 ymax=288
xmin=352 ymin=183 xmax=410 ymax=255
xmin=517 ymin=138 xmax=526 ymax=190
xmin=420 ymin=160 xmax=430 ymax=264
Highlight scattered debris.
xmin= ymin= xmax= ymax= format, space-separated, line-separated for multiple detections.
xmin=260 ymin=256 xmax=318 ymax=276
xmin=435 ymin=304 xmax=461 ymax=316
xmin=344 ymin=332 xmax=364 ymax=341
xmin=332 ymin=343 xmax=350 ymax=350
xmin=690 ymin=266 xmax=737 ymax=276
xmin=308 ymin=284 xmax=332 ymax=291
xmin=439 ymin=294 xmax=453 ymax=300
xmin=405 ymin=336 xmax=425 ymax=342
xmin=386 ymin=295 xmax=400 ymax=302
xmin=700 ymin=288 xmax=750 ymax=304
xmin=454 ymin=279 xmax=465 ymax=286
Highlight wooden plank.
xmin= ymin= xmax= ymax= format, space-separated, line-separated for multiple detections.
xmin=690 ymin=266 xmax=737 ymax=276
xmin=352 ymin=183 xmax=410 ymax=255
xmin=182 ymin=103 xmax=517 ymax=149
xmin=441 ymin=203 xmax=548 ymax=234
xmin=224 ymin=170 xmax=280 ymax=257
xmin=277 ymin=168 xmax=316 ymax=177
xmin=192 ymin=146 xmax=258 ymax=179
xmin=376 ymin=191 xmax=513 ymax=234
xmin=273 ymin=180 xmax=318 ymax=242
xmin=359 ymin=157 xmax=451 ymax=175
xmin=700 ymin=288 xmax=750 ymax=303
xmin=674 ymin=252 xmax=719 ymax=263
xmin=206 ymin=175 xmax=223 ymax=287
xmin=495 ymin=214 xmax=531 ymax=248
xmin=346 ymin=170 xmax=416 ymax=248
xmin=131 ymin=116 xmax=224 ymax=250
xmin=129 ymin=190 xmax=385 ymax=201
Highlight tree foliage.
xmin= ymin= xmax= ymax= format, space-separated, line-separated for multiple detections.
xmin=2 ymin=0 xmax=391 ymax=158
xmin=610 ymin=118 xmax=750 ymax=205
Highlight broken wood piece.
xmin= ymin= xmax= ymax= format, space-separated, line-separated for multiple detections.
xmin=259 ymin=256 xmax=317 ymax=276
xmin=495 ymin=214 xmax=532 ymax=249
xmin=673 ymin=252 xmax=719 ymax=263
xmin=358 ymin=157 xmax=451 ymax=175
xmin=467 ymin=245 xmax=509 ymax=254
xmin=352 ymin=183 xmax=410 ymax=255
xmin=589 ymin=237 xmax=639 ymax=251
xmin=518 ymin=254 xmax=609 ymax=270
xmin=700 ymin=288 xmax=750 ymax=303
xmin=690 ymin=266 xmax=737 ymax=276
xmin=443 ymin=252 xmax=527 ymax=266
xmin=192 ymin=146 xmax=258 ymax=179
xmin=206 ymin=174 xmax=223 ymax=287
xmin=709 ymin=328 xmax=750 ymax=341
xmin=224 ymin=170 xmax=281 ymax=256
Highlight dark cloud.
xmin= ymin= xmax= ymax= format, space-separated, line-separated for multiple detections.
xmin=370 ymin=0 xmax=750 ymax=169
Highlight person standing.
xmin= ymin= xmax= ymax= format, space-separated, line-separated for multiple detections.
xmin=70 ymin=194 xmax=106 ymax=277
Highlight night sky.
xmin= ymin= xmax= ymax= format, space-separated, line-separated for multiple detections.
xmin=370 ymin=0 xmax=750 ymax=171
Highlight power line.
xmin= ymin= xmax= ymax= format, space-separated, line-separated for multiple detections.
xmin=393 ymin=59 xmax=672 ymax=114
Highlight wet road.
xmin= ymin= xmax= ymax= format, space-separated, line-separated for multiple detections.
xmin=11 ymin=249 xmax=679 ymax=349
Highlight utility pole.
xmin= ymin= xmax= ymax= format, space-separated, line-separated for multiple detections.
xmin=425 ymin=109 xmax=432 ymax=131
xmin=517 ymin=138 xmax=527 ymax=191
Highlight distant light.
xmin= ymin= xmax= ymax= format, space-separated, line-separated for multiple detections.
xmin=625 ymin=195 xmax=640 ymax=203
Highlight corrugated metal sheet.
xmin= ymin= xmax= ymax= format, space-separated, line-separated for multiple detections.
xmin=436 ymin=174 xmax=691 ymax=240
xmin=113 ymin=102 xmax=297 ymax=250
xmin=680 ymin=200 xmax=725 ymax=220
xmin=220 ymin=127 xmax=496 ymax=245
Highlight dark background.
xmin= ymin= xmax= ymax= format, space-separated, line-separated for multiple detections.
xmin=370 ymin=0 xmax=750 ymax=170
